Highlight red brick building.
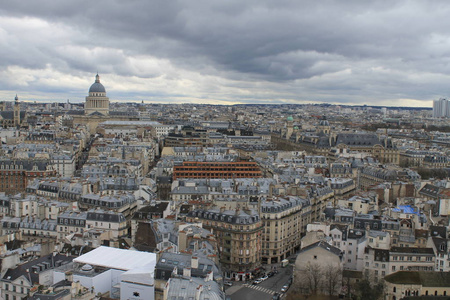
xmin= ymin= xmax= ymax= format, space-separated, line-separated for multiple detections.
xmin=0 ymin=160 xmax=57 ymax=194
xmin=173 ymin=161 xmax=262 ymax=180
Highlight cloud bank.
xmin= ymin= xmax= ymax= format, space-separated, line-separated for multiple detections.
xmin=1 ymin=1 xmax=449 ymax=106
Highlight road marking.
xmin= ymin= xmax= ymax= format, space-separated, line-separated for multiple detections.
xmin=243 ymin=283 xmax=276 ymax=295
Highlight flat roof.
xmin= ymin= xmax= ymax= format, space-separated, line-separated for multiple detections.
xmin=74 ymin=246 xmax=157 ymax=271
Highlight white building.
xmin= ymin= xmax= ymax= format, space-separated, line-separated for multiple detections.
xmin=53 ymin=246 xmax=157 ymax=300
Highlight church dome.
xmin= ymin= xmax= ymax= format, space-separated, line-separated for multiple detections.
xmin=319 ymin=116 xmax=329 ymax=126
xmin=89 ymin=74 xmax=106 ymax=93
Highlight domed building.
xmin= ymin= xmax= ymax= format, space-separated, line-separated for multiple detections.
xmin=69 ymin=74 xmax=139 ymax=134
xmin=84 ymin=74 xmax=109 ymax=116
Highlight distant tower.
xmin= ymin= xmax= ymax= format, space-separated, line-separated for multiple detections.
xmin=433 ymin=98 xmax=449 ymax=118
xmin=14 ymin=94 xmax=20 ymax=127
xmin=286 ymin=116 xmax=294 ymax=139
xmin=85 ymin=74 xmax=110 ymax=116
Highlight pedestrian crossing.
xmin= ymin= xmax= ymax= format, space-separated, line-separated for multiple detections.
xmin=243 ymin=283 xmax=276 ymax=295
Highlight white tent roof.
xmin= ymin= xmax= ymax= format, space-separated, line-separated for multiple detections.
xmin=74 ymin=246 xmax=157 ymax=271
xmin=121 ymin=263 xmax=155 ymax=286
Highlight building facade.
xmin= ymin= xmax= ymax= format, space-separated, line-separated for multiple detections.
xmin=186 ymin=207 xmax=263 ymax=280
xmin=173 ymin=161 xmax=262 ymax=180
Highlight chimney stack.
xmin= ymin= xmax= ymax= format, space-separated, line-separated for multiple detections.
xmin=183 ymin=267 xmax=191 ymax=278
xmin=191 ymin=256 xmax=199 ymax=269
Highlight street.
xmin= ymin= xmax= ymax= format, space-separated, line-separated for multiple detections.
xmin=225 ymin=265 xmax=293 ymax=300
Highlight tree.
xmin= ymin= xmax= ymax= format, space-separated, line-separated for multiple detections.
xmin=323 ymin=263 xmax=342 ymax=296
xmin=355 ymin=278 xmax=384 ymax=300
xmin=300 ymin=262 xmax=323 ymax=295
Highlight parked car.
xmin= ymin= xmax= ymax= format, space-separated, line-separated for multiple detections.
xmin=253 ymin=279 xmax=263 ymax=285
xmin=260 ymin=275 xmax=269 ymax=281
xmin=224 ymin=281 xmax=233 ymax=287
xmin=281 ymin=285 xmax=289 ymax=292
xmin=272 ymin=293 xmax=281 ymax=300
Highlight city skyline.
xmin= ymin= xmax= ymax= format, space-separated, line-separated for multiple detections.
xmin=2 ymin=1 xmax=450 ymax=107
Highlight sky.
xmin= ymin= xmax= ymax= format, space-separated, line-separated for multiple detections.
xmin=1 ymin=1 xmax=450 ymax=107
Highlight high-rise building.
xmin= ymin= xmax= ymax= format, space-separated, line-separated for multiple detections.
xmin=433 ymin=98 xmax=450 ymax=118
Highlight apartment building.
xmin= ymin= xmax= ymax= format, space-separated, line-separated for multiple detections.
xmin=260 ymin=196 xmax=310 ymax=264
xmin=1 ymin=254 xmax=74 ymax=300
xmin=56 ymin=210 xmax=88 ymax=240
xmin=85 ymin=209 xmax=128 ymax=242
xmin=186 ymin=207 xmax=263 ymax=280
xmin=0 ymin=160 xmax=56 ymax=194
xmin=330 ymin=226 xmax=367 ymax=271
xmin=363 ymin=246 xmax=435 ymax=282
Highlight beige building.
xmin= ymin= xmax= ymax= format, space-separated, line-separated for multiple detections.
xmin=260 ymin=196 xmax=310 ymax=264
xmin=294 ymin=241 xmax=343 ymax=295
xmin=84 ymin=74 xmax=109 ymax=116
xmin=85 ymin=209 xmax=128 ymax=244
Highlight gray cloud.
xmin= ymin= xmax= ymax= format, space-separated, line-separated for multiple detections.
xmin=1 ymin=1 xmax=450 ymax=105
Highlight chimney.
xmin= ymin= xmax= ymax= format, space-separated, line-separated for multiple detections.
xmin=205 ymin=271 xmax=213 ymax=282
xmin=65 ymin=271 xmax=73 ymax=282
xmin=183 ymin=267 xmax=191 ymax=278
xmin=191 ymin=256 xmax=199 ymax=269
xmin=195 ymin=284 xmax=203 ymax=299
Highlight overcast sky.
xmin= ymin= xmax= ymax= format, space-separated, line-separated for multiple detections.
xmin=1 ymin=1 xmax=450 ymax=107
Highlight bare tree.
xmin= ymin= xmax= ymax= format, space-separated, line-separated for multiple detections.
xmin=301 ymin=262 xmax=323 ymax=295
xmin=323 ymin=263 xmax=342 ymax=296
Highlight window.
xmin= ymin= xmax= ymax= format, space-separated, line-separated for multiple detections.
xmin=313 ymin=255 xmax=317 ymax=260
